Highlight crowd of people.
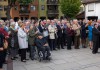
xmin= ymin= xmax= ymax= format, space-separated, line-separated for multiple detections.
xmin=0 ymin=18 xmax=100 ymax=70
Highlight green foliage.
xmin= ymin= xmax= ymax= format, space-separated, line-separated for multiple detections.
xmin=18 ymin=0 xmax=33 ymax=5
xmin=60 ymin=0 xmax=81 ymax=18
xmin=8 ymin=0 xmax=33 ymax=5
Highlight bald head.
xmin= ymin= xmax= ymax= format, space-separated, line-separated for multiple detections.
xmin=73 ymin=19 xmax=78 ymax=24
xmin=97 ymin=19 xmax=100 ymax=24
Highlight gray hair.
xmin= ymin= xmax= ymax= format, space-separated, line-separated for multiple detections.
xmin=10 ymin=22 xmax=15 ymax=26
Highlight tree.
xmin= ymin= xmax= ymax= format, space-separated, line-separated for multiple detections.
xmin=60 ymin=0 xmax=81 ymax=19
xmin=18 ymin=0 xmax=33 ymax=5
xmin=6 ymin=0 xmax=33 ymax=19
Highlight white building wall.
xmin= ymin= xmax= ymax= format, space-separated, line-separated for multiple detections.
xmin=85 ymin=3 xmax=96 ymax=18
xmin=95 ymin=3 xmax=100 ymax=19
xmin=85 ymin=3 xmax=100 ymax=20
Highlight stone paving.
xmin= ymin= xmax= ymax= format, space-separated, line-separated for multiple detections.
xmin=4 ymin=47 xmax=100 ymax=70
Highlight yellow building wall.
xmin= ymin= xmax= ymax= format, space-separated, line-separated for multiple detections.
xmin=0 ymin=0 xmax=8 ymax=17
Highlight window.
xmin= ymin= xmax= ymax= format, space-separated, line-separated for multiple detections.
xmin=14 ymin=6 xmax=18 ymax=10
xmin=30 ymin=5 xmax=36 ymax=11
xmin=4 ymin=6 xmax=7 ymax=11
xmin=88 ymin=3 xmax=94 ymax=11
xmin=0 ymin=6 xmax=3 ymax=11
xmin=41 ymin=5 xmax=45 ymax=10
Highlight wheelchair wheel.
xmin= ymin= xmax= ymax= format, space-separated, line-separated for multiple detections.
xmin=38 ymin=51 xmax=43 ymax=62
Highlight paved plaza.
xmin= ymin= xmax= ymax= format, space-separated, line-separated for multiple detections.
xmin=4 ymin=47 xmax=100 ymax=70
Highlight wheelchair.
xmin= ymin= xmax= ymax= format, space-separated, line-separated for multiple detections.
xmin=37 ymin=48 xmax=51 ymax=62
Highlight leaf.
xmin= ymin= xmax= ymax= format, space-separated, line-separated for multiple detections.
xmin=60 ymin=0 xmax=81 ymax=18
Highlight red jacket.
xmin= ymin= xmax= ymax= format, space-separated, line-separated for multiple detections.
xmin=67 ymin=27 xmax=74 ymax=36
xmin=0 ymin=28 xmax=9 ymax=37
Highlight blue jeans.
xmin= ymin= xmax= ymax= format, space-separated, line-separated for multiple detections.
xmin=30 ymin=46 xmax=35 ymax=59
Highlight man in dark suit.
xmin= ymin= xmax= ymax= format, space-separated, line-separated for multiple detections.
xmin=56 ymin=21 xmax=64 ymax=49
xmin=92 ymin=23 xmax=100 ymax=54
xmin=61 ymin=20 xmax=67 ymax=46
xmin=97 ymin=20 xmax=100 ymax=48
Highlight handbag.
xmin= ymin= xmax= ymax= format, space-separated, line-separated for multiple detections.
xmin=4 ymin=40 xmax=8 ymax=49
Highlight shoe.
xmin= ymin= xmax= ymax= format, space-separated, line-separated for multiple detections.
xmin=25 ymin=59 xmax=29 ymax=60
xmin=14 ymin=57 xmax=18 ymax=59
xmin=21 ymin=60 xmax=26 ymax=62
xmin=92 ymin=52 xmax=96 ymax=54
xmin=82 ymin=46 xmax=86 ymax=48
xmin=31 ymin=58 xmax=34 ymax=60
xmin=43 ymin=58 xmax=46 ymax=60
xmin=67 ymin=48 xmax=71 ymax=50
xmin=61 ymin=47 xmax=64 ymax=49
xmin=75 ymin=47 xmax=80 ymax=49
xmin=53 ymin=48 xmax=57 ymax=51
xmin=11 ymin=57 xmax=16 ymax=60
xmin=46 ymin=57 xmax=51 ymax=60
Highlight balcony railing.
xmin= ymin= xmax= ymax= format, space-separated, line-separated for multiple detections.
xmin=47 ymin=10 xmax=59 ymax=14
xmin=47 ymin=1 xmax=59 ymax=5
xmin=19 ymin=10 xmax=30 ymax=15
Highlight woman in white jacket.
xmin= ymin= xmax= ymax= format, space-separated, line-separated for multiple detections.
xmin=48 ymin=20 xmax=57 ymax=51
xmin=18 ymin=23 xmax=28 ymax=62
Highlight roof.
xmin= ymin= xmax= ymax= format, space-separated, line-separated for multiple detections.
xmin=82 ymin=0 xmax=100 ymax=4
xmin=76 ymin=11 xmax=85 ymax=19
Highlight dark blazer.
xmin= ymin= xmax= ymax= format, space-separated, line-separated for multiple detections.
xmin=81 ymin=24 xmax=87 ymax=39
xmin=0 ymin=33 xmax=4 ymax=48
xmin=57 ymin=25 xmax=63 ymax=37
xmin=92 ymin=27 xmax=100 ymax=42
xmin=38 ymin=25 xmax=44 ymax=33
xmin=8 ymin=28 xmax=18 ymax=48
xmin=28 ymin=27 xmax=37 ymax=46
xmin=35 ymin=37 xmax=47 ymax=49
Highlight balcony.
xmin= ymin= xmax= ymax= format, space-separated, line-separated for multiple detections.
xmin=47 ymin=1 xmax=59 ymax=5
xmin=19 ymin=10 xmax=30 ymax=16
xmin=47 ymin=10 xmax=59 ymax=14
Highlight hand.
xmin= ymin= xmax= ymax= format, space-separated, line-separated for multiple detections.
xmin=85 ymin=23 xmax=89 ymax=27
xmin=5 ymin=36 xmax=9 ymax=38
xmin=44 ymin=44 xmax=48 ymax=46
xmin=0 ymin=48 xmax=4 ymax=51
xmin=8 ymin=31 xmax=11 ymax=35
xmin=35 ymin=31 xmax=39 ymax=34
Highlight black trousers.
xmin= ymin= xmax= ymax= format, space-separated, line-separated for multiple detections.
xmin=92 ymin=41 xmax=99 ymax=53
xmin=57 ymin=37 xmax=64 ymax=49
xmin=20 ymin=49 xmax=26 ymax=61
xmin=50 ymin=39 xmax=56 ymax=50
xmin=67 ymin=36 xmax=72 ymax=49
xmin=63 ymin=34 xmax=67 ymax=45
xmin=0 ymin=50 xmax=6 ymax=68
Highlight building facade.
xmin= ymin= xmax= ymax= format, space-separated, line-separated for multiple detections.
xmin=0 ymin=0 xmax=8 ymax=20
xmin=10 ymin=0 xmax=39 ymax=20
xmin=47 ymin=0 xmax=63 ymax=19
xmin=39 ymin=0 xmax=47 ymax=19
xmin=82 ymin=0 xmax=100 ymax=20
xmin=0 ymin=0 xmax=63 ymax=20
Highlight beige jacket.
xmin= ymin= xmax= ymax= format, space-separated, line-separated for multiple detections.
xmin=72 ymin=23 xmax=81 ymax=36
xmin=48 ymin=25 xmax=57 ymax=39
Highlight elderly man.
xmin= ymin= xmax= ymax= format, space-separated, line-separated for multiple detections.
xmin=35 ymin=33 xmax=51 ymax=60
xmin=92 ymin=23 xmax=100 ymax=54
xmin=97 ymin=19 xmax=100 ymax=48
xmin=72 ymin=19 xmax=81 ymax=49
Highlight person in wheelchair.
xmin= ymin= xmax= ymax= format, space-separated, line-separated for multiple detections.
xmin=35 ymin=33 xmax=51 ymax=60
